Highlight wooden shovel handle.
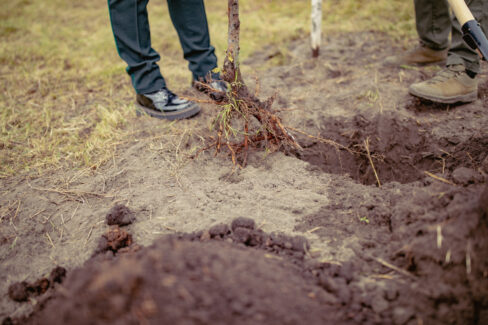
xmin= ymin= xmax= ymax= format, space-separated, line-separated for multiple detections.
xmin=447 ymin=0 xmax=475 ymax=25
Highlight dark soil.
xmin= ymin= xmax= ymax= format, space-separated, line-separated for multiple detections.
xmin=14 ymin=197 xmax=488 ymax=325
xmin=48 ymin=267 xmax=66 ymax=285
xmin=7 ymin=267 xmax=66 ymax=303
xmin=22 ymin=223 xmax=346 ymax=325
xmin=7 ymin=283 xmax=30 ymax=303
xmin=295 ymin=112 xmax=487 ymax=185
xmin=296 ymin=182 xmax=488 ymax=325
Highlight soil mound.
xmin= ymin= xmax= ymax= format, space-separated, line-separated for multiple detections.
xmin=24 ymin=235 xmax=342 ymax=325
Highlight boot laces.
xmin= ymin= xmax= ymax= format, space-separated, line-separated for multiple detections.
xmin=426 ymin=67 xmax=462 ymax=84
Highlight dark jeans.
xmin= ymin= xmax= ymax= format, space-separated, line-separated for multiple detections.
xmin=108 ymin=0 xmax=218 ymax=94
xmin=414 ymin=0 xmax=488 ymax=73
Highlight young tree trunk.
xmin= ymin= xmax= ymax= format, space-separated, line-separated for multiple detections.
xmin=222 ymin=0 xmax=242 ymax=84
xmin=213 ymin=0 xmax=301 ymax=166
xmin=311 ymin=0 xmax=322 ymax=57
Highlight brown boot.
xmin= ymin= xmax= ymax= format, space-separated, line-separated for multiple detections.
xmin=385 ymin=44 xmax=448 ymax=66
xmin=408 ymin=64 xmax=478 ymax=104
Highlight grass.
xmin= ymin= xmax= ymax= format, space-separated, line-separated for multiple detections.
xmin=0 ymin=0 xmax=415 ymax=178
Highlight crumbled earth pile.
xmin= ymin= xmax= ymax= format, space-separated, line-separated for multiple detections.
xmin=297 ymin=180 xmax=488 ymax=324
xmin=21 ymin=221 xmax=348 ymax=325
xmin=17 ymin=209 xmax=488 ymax=325
xmin=94 ymin=226 xmax=134 ymax=255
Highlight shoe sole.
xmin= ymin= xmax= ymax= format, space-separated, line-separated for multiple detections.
xmin=384 ymin=60 xmax=447 ymax=68
xmin=409 ymin=88 xmax=477 ymax=104
xmin=136 ymin=102 xmax=201 ymax=120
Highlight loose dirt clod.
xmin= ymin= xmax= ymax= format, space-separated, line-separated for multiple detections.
xmin=106 ymin=204 xmax=135 ymax=226
xmin=7 ymin=272 xmax=56 ymax=303
xmin=95 ymin=226 xmax=133 ymax=255
xmin=29 ymin=279 xmax=49 ymax=296
xmin=49 ymin=267 xmax=67 ymax=285
xmin=451 ymin=167 xmax=482 ymax=185
xmin=231 ymin=217 xmax=255 ymax=231
xmin=7 ymin=282 xmax=29 ymax=302
xmin=208 ymin=223 xmax=231 ymax=238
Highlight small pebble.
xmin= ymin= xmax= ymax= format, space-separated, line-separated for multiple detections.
xmin=451 ymin=167 xmax=481 ymax=185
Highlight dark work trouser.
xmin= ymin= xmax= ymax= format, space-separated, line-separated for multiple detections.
xmin=414 ymin=0 xmax=488 ymax=73
xmin=108 ymin=0 xmax=218 ymax=94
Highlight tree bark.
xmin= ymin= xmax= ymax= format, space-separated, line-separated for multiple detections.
xmin=223 ymin=0 xmax=241 ymax=83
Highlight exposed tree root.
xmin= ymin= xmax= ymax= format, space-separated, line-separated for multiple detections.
xmin=197 ymin=0 xmax=379 ymax=169
xmin=197 ymin=0 xmax=301 ymax=167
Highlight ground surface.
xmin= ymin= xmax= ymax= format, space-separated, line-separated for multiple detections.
xmin=1 ymin=32 xmax=488 ymax=325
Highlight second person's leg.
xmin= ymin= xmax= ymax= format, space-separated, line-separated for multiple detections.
xmin=409 ymin=0 xmax=487 ymax=103
xmin=446 ymin=0 xmax=488 ymax=74
xmin=385 ymin=0 xmax=451 ymax=65
xmin=167 ymin=0 xmax=218 ymax=81
xmin=414 ymin=0 xmax=451 ymax=51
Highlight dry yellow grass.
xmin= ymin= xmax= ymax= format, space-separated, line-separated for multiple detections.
xmin=0 ymin=0 xmax=415 ymax=177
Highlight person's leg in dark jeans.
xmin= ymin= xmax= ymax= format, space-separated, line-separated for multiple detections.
xmin=385 ymin=0 xmax=451 ymax=65
xmin=167 ymin=0 xmax=226 ymax=100
xmin=167 ymin=0 xmax=218 ymax=81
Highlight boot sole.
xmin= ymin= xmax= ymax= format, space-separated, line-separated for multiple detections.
xmin=384 ymin=59 xmax=447 ymax=67
xmin=136 ymin=102 xmax=201 ymax=121
xmin=409 ymin=88 xmax=477 ymax=104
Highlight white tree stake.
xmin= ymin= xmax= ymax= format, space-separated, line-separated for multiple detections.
xmin=311 ymin=0 xmax=322 ymax=57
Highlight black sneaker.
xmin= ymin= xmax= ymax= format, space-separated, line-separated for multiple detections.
xmin=136 ymin=88 xmax=200 ymax=120
xmin=193 ymin=79 xmax=228 ymax=101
